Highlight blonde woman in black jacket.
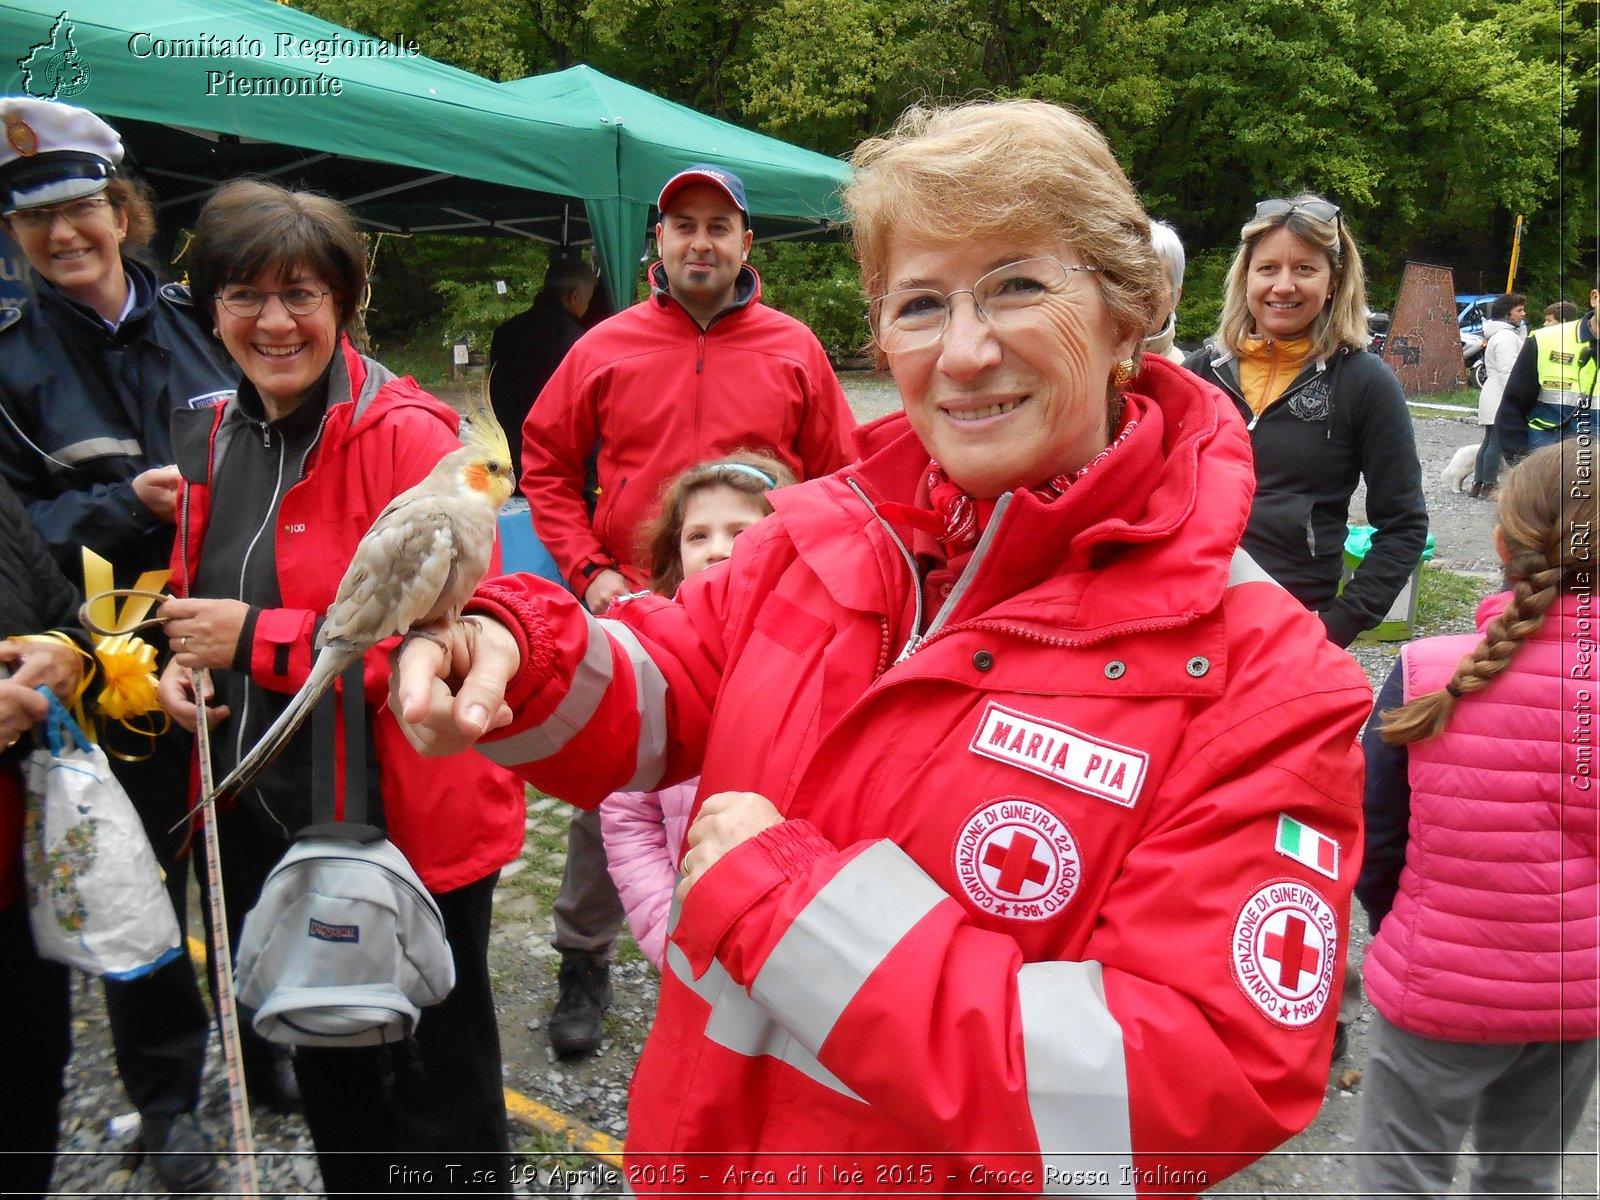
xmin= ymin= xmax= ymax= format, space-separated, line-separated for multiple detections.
xmin=1184 ymin=195 xmax=1426 ymax=648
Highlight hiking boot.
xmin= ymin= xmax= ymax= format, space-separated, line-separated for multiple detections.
xmin=549 ymin=952 xmax=612 ymax=1057
xmin=140 ymin=1111 xmax=218 ymax=1193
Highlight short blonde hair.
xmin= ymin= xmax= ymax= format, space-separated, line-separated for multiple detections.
xmin=843 ymin=100 xmax=1162 ymax=352
xmin=1215 ymin=194 xmax=1369 ymax=360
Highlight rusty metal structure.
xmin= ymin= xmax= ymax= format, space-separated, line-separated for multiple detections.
xmin=1381 ymin=262 xmax=1468 ymax=395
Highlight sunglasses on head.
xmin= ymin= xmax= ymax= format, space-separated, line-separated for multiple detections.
xmin=1255 ymin=198 xmax=1342 ymax=231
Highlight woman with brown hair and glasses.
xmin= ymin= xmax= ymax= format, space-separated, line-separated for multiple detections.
xmin=153 ymin=178 xmax=524 ymax=1194
xmin=1185 ymin=195 xmax=1427 ymax=649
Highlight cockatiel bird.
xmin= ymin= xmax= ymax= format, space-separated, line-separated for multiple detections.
xmin=206 ymin=384 xmax=515 ymax=801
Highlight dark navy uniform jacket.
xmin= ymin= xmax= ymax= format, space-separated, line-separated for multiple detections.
xmin=0 ymin=257 xmax=236 ymax=583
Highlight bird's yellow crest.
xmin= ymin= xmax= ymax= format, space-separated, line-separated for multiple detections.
xmin=456 ymin=374 xmax=514 ymax=465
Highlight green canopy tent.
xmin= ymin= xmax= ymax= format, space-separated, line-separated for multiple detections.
xmin=498 ymin=66 xmax=851 ymax=309
xmin=0 ymin=0 xmax=616 ymax=279
xmin=0 ymin=1 xmax=852 ymax=308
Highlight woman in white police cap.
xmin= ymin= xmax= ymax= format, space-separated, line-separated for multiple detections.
xmin=0 ymin=97 xmax=237 ymax=1192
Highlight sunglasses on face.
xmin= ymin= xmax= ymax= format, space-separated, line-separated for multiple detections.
xmin=1254 ymin=198 xmax=1343 ymax=235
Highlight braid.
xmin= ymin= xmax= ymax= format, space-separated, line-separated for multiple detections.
xmin=1380 ymin=443 xmax=1591 ymax=745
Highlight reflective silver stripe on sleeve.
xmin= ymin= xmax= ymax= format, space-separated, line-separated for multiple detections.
xmin=1537 ymin=386 xmax=1585 ymax=408
xmin=750 ymin=841 xmax=946 ymax=1054
xmin=476 ymin=610 xmax=614 ymax=766
xmin=1019 ymin=961 xmax=1135 ymax=1196
xmin=53 ymin=436 xmax=143 ymax=466
xmin=599 ymin=618 xmax=670 ymax=792
xmin=1227 ymin=547 xmax=1280 ymax=590
xmin=664 ymin=943 xmax=862 ymax=1102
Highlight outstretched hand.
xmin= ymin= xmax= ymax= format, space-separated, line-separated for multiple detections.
xmin=388 ymin=615 xmax=520 ymax=757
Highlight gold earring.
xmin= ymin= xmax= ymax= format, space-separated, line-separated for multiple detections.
xmin=1111 ymin=358 xmax=1135 ymax=389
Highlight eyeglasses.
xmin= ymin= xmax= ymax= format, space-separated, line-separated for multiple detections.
xmin=5 ymin=197 xmax=112 ymax=231
xmin=869 ymin=256 xmax=1103 ymax=354
xmin=1254 ymin=198 xmax=1342 ymax=234
xmin=216 ymin=285 xmax=331 ymax=318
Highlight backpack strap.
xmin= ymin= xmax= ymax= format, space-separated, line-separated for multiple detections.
xmin=302 ymin=662 xmax=384 ymax=843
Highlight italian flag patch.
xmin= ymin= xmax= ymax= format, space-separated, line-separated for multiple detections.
xmin=1275 ymin=814 xmax=1339 ymax=880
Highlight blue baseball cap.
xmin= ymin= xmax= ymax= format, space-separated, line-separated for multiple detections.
xmin=658 ymin=163 xmax=749 ymax=219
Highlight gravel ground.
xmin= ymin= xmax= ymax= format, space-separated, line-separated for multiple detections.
xmin=41 ymin=386 xmax=1597 ymax=1198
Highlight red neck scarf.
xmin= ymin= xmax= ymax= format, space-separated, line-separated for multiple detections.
xmin=923 ymin=416 xmax=1140 ymax=554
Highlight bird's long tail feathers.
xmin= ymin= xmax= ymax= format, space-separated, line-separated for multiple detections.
xmin=206 ymin=646 xmax=348 ymax=802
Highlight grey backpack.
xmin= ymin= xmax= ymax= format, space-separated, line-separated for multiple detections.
xmin=232 ymin=667 xmax=455 ymax=1047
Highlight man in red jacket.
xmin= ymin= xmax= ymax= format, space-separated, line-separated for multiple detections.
xmin=521 ymin=163 xmax=856 ymax=1056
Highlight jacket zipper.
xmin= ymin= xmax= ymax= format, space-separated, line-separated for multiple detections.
xmin=847 ymin=477 xmax=1190 ymax=663
xmin=233 ymin=428 xmax=291 ymax=836
xmin=844 ymin=478 xmax=923 ymax=661
xmin=1211 ymin=354 xmax=1331 ymax=432
xmin=907 ymin=493 xmax=1014 ymax=660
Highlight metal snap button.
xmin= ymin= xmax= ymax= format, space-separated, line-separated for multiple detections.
xmin=1186 ymin=656 xmax=1211 ymax=677
xmin=1103 ymin=660 xmax=1126 ymax=680
xmin=972 ymin=650 xmax=995 ymax=672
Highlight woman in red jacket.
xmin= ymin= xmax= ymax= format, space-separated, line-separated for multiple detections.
xmin=1355 ymin=441 xmax=1598 ymax=1197
xmin=394 ymin=100 xmax=1372 ymax=1196
xmin=154 ymin=180 xmax=523 ymax=1194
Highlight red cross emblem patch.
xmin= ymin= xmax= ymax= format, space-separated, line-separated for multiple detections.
xmin=952 ymin=798 xmax=1081 ymax=922
xmin=1230 ymin=880 xmax=1339 ymax=1028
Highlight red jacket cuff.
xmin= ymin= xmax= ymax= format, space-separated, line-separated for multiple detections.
xmin=467 ymin=579 xmax=558 ymax=714
xmin=672 ymin=818 xmax=835 ymax=981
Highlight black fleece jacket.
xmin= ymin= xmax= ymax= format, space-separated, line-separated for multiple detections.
xmin=0 ymin=479 xmax=94 ymax=769
xmin=1183 ymin=344 xmax=1429 ymax=647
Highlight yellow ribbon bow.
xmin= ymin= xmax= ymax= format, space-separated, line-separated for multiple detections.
xmin=79 ymin=548 xmax=172 ymax=755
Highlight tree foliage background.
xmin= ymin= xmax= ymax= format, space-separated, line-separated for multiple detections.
xmin=290 ymin=0 xmax=1593 ymax=362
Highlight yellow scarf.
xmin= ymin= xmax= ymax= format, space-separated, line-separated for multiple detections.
xmin=1238 ymin=335 xmax=1314 ymax=416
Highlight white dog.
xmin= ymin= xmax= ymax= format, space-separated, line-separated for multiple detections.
xmin=1440 ymin=443 xmax=1478 ymax=492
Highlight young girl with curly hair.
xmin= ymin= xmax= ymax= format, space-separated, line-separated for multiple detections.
xmin=1355 ymin=441 xmax=1598 ymax=1197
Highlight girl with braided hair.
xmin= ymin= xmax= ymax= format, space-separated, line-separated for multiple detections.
xmin=1354 ymin=441 xmax=1598 ymax=1198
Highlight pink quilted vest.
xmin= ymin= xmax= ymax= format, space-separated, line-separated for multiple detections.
xmin=1364 ymin=592 xmax=1599 ymax=1043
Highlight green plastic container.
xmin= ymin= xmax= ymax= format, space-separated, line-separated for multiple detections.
xmin=1340 ymin=525 xmax=1437 ymax=641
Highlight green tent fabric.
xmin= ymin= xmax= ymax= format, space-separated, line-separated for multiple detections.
xmin=500 ymin=67 xmax=851 ymax=309
xmin=0 ymin=1 xmax=851 ymax=308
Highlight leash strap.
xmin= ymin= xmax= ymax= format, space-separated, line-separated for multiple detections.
xmin=193 ymin=669 xmax=259 ymax=1195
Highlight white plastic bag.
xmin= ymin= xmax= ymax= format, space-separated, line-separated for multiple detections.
xmin=23 ymin=687 xmax=182 ymax=979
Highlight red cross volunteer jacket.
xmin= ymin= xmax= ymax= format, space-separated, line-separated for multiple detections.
xmin=469 ymin=356 xmax=1370 ymax=1196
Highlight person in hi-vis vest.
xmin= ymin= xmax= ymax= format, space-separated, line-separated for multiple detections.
xmin=1495 ymin=278 xmax=1598 ymax=461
